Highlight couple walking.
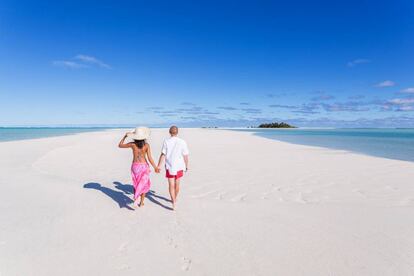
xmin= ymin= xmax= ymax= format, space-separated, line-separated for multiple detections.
xmin=118 ymin=126 xmax=189 ymax=210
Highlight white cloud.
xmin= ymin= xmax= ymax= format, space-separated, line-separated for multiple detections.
xmin=388 ymin=98 xmax=414 ymax=105
xmin=75 ymin=54 xmax=111 ymax=69
xmin=383 ymin=97 xmax=414 ymax=112
xmin=397 ymin=105 xmax=414 ymax=111
xmin=347 ymin=58 xmax=370 ymax=67
xmin=402 ymin=87 xmax=414 ymax=93
xmin=375 ymin=80 xmax=395 ymax=87
xmin=52 ymin=60 xmax=87 ymax=69
xmin=53 ymin=54 xmax=111 ymax=69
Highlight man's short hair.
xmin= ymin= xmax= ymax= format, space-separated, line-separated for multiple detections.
xmin=169 ymin=125 xmax=178 ymax=135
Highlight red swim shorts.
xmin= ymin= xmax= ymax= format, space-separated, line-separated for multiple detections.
xmin=166 ymin=169 xmax=184 ymax=179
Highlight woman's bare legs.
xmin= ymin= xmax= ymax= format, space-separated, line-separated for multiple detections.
xmin=132 ymin=193 xmax=145 ymax=208
xmin=133 ymin=198 xmax=140 ymax=208
xmin=139 ymin=193 xmax=145 ymax=207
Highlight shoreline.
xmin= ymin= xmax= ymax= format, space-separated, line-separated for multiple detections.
xmin=231 ymin=128 xmax=414 ymax=163
xmin=2 ymin=127 xmax=414 ymax=163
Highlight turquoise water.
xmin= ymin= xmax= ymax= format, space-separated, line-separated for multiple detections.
xmin=3 ymin=127 xmax=414 ymax=162
xmin=236 ymin=128 xmax=414 ymax=162
xmin=0 ymin=127 xmax=115 ymax=142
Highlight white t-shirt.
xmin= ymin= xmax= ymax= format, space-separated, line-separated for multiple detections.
xmin=161 ymin=136 xmax=189 ymax=175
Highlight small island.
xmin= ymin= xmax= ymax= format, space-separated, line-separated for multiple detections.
xmin=257 ymin=122 xmax=296 ymax=128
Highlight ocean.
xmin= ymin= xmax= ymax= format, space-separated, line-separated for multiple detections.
xmin=2 ymin=127 xmax=414 ymax=162
xmin=236 ymin=128 xmax=414 ymax=162
xmin=0 ymin=127 xmax=115 ymax=142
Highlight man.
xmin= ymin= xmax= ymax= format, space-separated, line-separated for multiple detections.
xmin=157 ymin=126 xmax=189 ymax=210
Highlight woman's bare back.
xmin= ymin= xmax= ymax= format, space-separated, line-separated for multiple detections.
xmin=131 ymin=143 xmax=148 ymax=163
xmin=119 ymin=133 xmax=158 ymax=172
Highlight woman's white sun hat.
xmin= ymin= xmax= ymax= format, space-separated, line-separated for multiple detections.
xmin=127 ymin=126 xmax=151 ymax=140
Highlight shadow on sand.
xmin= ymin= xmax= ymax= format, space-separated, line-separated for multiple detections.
xmin=83 ymin=181 xmax=173 ymax=211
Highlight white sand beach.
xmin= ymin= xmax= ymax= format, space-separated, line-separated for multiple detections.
xmin=1 ymin=128 xmax=414 ymax=275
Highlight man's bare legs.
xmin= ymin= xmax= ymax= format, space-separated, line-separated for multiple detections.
xmin=168 ymin=178 xmax=181 ymax=210
xmin=168 ymin=178 xmax=176 ymax=210
xmin=174 ymin=178 xmax=180 ymax=200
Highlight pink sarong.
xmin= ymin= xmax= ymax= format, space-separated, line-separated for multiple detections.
xmin=131 ymin=162 xmax=151 ymax=200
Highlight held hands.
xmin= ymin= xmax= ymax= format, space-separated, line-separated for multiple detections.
xmin=154 ymin=166 xmax=161 ymax=173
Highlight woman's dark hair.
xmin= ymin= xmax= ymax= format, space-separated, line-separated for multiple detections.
xmin=134 ymin=139 xmax=146 ymax=149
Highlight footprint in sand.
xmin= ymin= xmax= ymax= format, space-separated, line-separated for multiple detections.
xmin=215 ymin=192 xmax=227 ymax=200
xmin=167 ymin=236 xmax=178 ymax=248
xmin=190 ymin=189 xmax=221 ymax=199
xmin=397 ymin=198 xmax=414 ymax=206
xmin=181 ymin=257 xmax=192 ymax=271
xmin=295 ymin=192 xmax=308 ymax=204
xmin=353 ymin=189 xmax=368 ymax=198
xmin=116 ymin=264 xmax=131 ymax=270
xmin=230 ymin=193 xmax=246 ymax=202
xmin=385 ymin=185 xmax=398 ymax=191
xmin=272 ymin=186 xmax=282 ymax=192
xmin=118 ymin=242 xmax=128 ymax=252
xmin=261 ymin=193 xmax=269 ymax=199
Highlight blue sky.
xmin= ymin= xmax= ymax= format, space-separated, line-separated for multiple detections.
xmin=1 ymin=0 xmax=414 ymax=127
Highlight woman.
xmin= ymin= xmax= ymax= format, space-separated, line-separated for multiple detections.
xmin=118 ymin=127 xmax=159 ymax=208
